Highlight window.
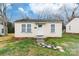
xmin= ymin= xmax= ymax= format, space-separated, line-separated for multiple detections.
xmin=22 ymin=24 xmax=26 ymax=32
xmin=27 ymin=24 xmax=31 ymax=33
xmin=69 ymin=26 xmax=71 ymax=30
xmin=2 ymin=28 xmax=4 ymax=33
xmin=51 ymin=24 xmax=55 ymax=33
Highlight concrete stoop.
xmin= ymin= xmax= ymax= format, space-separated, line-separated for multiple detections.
xmin=36 ymin=38 xmax=44 ymax=44
xmin=36 ymin=35 xmax=44 ymax=44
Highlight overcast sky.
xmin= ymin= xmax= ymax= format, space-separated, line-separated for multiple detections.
xmin=5 ymin=3 xmax=79 ymax=22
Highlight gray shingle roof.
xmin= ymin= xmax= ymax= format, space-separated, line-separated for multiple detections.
xmin=15 ymin=18 xmax=62 ymax=23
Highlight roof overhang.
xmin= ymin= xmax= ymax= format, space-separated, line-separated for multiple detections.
xmin=14 ymin=19 xmax=62 ymax=23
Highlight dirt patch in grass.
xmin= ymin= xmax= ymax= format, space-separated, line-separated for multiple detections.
xmin=0 ymin=42 xmax=7 ymax=48
xmin=0 ymin=34 xmax=14 ymax=42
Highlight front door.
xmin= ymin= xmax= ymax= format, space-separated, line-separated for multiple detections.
xmin=37 ymin=24 xmax=44 ymax=35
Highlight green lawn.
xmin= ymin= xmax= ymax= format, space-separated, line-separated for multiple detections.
xmin=0 ymin=33 xmax=79 ymax=56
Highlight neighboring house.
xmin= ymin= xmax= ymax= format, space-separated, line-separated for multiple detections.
xmin=66 ymin=18 xmax=79 ymax=33
xmin=0 ymin=24 xmax=5 ymax=35
xmin=0 ymin=16 xmax=5 ymax=35
xmin=14 ymin=19 xmax=62 ymax=38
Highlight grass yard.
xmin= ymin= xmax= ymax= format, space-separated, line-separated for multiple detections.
xmin=0 ymin=33 xmax=79 ymax=56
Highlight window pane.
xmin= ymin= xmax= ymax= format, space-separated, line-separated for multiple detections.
xmin=51 ymin=24 xmax=55 ymax=32
xmin=27 ymin=24 xmax=31 ymax=33
xmin=22 ymin=24 xmax=26 ymax=32
xmin=2 ymin=29 xmax=4 ymax=33
xmin=69 ymin=26 xmax=71 ymax=30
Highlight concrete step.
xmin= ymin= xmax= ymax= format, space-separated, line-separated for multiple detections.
xmin=36 ymin=38 xmax=44 ymax=43
xmin=36 ymin=35 xmax=44 ymax=38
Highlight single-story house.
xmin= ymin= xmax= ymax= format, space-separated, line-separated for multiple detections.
xmin=14 ymin=19 xmax=62 ymax=38
xmin=66 ymin=18 xmax=79 ymax=33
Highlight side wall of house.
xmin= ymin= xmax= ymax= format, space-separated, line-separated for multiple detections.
xmin=66 ymin=18 xmax=79 ymax=33
xmin=0 ymin=24 xmax=5 ymax=35
xmin=15 ymin=22 xmax=62 ymax=38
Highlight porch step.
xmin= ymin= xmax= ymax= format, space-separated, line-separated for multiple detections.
xmin=36 ymin=35 xmax=44 ymax=44
xmin=36 ymin=38 xmax=44 ymax=44
xmin=36 ymin=35 xmax=44 ymax=38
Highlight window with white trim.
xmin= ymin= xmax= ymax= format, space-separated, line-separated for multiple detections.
xmin=51 ymin=24 xmax=55 ymax=33
xmin=21 ymin=24 xmax=26 ymax=32
xmin=2 ymin=28 xmax=4 ymax=33
xmin=69 ymin=26 xmax=71 ymax=30
xmin=27 ymin=24 xmax=31 ymax=33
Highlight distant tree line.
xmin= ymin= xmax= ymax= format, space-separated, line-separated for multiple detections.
xmin=7 ymin=21 xmax=14 ymax=33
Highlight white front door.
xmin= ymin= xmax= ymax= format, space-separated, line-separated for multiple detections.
xmin=37 ymin=24 xmax=44 ymax=35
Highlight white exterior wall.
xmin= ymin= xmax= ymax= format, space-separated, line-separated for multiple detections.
xmin=44 ymin=22 xmax=62 ymax=37
xmin=15 ymin=22 xmax=62 ymax=38
xmin=0 ymin=24 xmax=5 ymax=35
xmin=66 ymin=18 xmax=79 ymax=33
xmin=15 ymin=22 xmax=35 ymax=37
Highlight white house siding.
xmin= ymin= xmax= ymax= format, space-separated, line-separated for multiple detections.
xmin=66 ymin=18 xmax=79 ymax=33
xmin=15 ymin=22 xmax=62 ymax=38
xmin=0 ymin=24 xmax=5 ymax=35
xmin=15 ymin=22 xmax=35 ymax=37
xmin=44 ymin=22 xmax=62 ymax=37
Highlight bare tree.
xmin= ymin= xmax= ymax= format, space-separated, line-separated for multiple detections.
xmin=0 ymin=3 xmax=8 ymax=35
xmin=36 ymin=9 xmax=50 ymax=19
xmin=36 ymin=8 xmax=63 ymax=21
xmin=63 ymin=4 xmax=79 ymax=22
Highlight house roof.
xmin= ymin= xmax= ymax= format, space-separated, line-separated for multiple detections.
xmin=66 ymin=18 xmax=79 ymax=26
xmin=15 ymin=18 xmax=62 ymax=23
